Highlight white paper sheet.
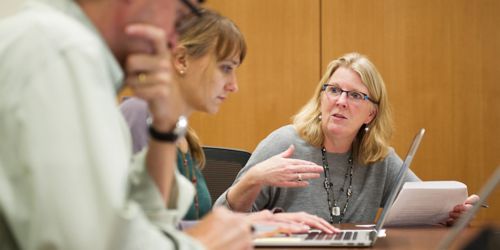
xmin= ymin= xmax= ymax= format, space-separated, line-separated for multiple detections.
xmin=384 ymin=181 xmax=468 ymax=226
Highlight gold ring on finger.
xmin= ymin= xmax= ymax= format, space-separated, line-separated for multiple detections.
xmin=137 ymin=73 xmax=147 ymax=84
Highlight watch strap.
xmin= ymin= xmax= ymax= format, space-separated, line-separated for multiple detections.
xmin=148 ymin=125 xmax=178 ymax=142
xmin=147 ymin=116 xmax=188 ymax=143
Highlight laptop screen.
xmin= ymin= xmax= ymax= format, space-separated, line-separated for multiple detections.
xmin=374 ymin=128 xmax=425 ymax=232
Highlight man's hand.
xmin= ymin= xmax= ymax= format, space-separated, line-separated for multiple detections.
xmin=125 ymin=24 xmax=186 ymax=132
xmin=185 ymin=207 xmax=253 ymax=250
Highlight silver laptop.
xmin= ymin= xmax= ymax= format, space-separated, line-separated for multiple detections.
xmin=253 ymin=128 xmax=425 ymax=247
xmin=437 ymin=166 xmax=500 ymax=250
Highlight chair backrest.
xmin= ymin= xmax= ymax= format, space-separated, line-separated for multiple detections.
xmin=202 ymin=146 xmax=251 ymax=205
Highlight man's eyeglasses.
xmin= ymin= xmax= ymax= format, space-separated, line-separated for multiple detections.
xmin=180 ymin=0 xmax=204 ymax=17
xmin=172 ymin=0 xmax=204 ymax=47
xmin=321 ymin=84 xmax=379 ymax=104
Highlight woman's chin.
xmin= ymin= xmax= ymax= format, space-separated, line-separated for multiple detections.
xmin=205 ymin=105 xmax=220 ymax=115
xmin=325 ymin=124 xmax=344 ymax=135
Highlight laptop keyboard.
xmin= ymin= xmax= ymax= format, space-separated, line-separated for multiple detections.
xmin=305 ymin=231 xmax=358 ymax=241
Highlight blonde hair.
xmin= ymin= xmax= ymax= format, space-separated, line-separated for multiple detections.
xmin=185 ymin=127 xmax=205 ymax=169
xmin=177 ymin=9 xmax=246 ymax=168
xmin=177 ymin=8 xmax=246 ymax=63
xmin=293 ymin=52 xmax=393 ymax=165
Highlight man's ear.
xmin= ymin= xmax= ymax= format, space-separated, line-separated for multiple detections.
xmin=172 ymin=46 xmax=188 ymax=75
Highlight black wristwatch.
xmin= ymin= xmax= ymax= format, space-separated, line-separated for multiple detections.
xmin=148 ymin=116 xmax=188 ymax=143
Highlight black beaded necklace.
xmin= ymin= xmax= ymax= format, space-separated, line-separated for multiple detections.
xmin=321 ymin=147 xmax=354 ymax=224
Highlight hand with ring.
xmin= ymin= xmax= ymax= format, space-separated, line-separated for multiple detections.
xmin=124 ymin=24 xmax=187 ymax=131
xmin=137 ymin=72 xmax=148 ymax=85
xmin=242 ymin=144 xmax=324 ymax=188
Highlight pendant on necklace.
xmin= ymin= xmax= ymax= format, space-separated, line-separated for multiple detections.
xmin=332 ymin=206 xmax=340 ymax=216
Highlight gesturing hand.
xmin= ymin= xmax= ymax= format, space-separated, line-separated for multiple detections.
xmin=245 ymin=145 xmax=324 ymax=187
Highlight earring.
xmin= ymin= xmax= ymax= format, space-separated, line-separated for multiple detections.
xmin=179 ymin=70 xmax=185 ymax=75
xmin=318 ymin=114 xmax=322 ymax=121
xmin=364 ymin=125 xmax=370 ymax=132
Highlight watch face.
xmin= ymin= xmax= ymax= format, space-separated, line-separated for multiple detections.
xmin=174 ymin=116 xmax=188 ymax=137
xmin=147 ymin=115 xmax=189 ymax=143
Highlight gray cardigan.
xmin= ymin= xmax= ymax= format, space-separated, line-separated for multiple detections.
xmin=215 ymin=125 xmax=421 ymax=223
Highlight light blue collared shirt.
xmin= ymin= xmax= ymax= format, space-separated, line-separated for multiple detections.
xmin=0 ymin=1 xmax=202 ymax=249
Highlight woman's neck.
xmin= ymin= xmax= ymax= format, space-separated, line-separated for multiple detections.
xmin=323 ymin=134 xmax=354 ymax=153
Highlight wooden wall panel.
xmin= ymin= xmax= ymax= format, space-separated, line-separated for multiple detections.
xmin=322 ymin=0 xmax=499 ymax=223
xmin=189 ymin=0 xmax=321 ymax=152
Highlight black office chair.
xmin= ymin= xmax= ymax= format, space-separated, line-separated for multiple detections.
xmin=202 ymin=146 xmax=251 ymax=205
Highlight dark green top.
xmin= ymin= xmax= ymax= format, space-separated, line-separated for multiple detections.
xmin=176 ymin=149 xmax=212 ymax=220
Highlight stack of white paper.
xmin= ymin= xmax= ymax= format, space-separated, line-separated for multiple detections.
xmin=384 ymin=181 xmax=468 ymax=226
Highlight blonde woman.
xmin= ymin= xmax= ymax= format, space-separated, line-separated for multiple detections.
xmin=216 ymin=52 xmax=478 ymax=226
